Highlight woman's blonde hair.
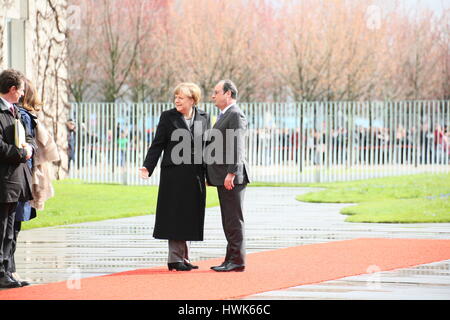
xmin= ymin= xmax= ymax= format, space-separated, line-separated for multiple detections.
xmin=19 ymin=78 xmax=43 ymax=112
xmin=173 ymin=82 xmax=201 ymax=105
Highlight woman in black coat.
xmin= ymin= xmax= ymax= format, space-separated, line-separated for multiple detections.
xmin=139 ymin=83 xmax=210 ymax=271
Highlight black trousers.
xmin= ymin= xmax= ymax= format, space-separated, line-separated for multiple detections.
xmin=217 ymin=184 xmax=246 ymax=265
xmin=0 ymin=203 xmax=17 ymax=277
xmin=9 ymin=221 xmax=21 ymax=274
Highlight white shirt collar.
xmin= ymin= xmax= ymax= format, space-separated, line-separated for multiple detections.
xmin=220 ymin=103 xmax=235 ymax=115
xmin=0 ymin=97 xmax=13 ymax=109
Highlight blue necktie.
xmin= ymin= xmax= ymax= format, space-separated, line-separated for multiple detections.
xmin=217 ymin=112 xmax=223 ymax=122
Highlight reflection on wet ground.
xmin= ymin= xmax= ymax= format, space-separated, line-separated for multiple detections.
xmin=14 ymin=187 xmax=450 ymax=299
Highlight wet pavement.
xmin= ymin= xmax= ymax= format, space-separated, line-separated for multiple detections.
xmin=12 ymin=187 xmax=450 ymax=299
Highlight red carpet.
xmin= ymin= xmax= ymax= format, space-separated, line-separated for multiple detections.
xmin=1 ymin=238 xmax=450 ymax=300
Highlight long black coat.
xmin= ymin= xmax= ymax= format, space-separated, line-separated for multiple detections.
xmin=143 ymin=107 xmax=211 ymax=241
xmin=0 ymin=99 xmax=35 ymax=203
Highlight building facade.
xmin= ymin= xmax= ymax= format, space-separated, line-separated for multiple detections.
xmin=0 ymin=0 xmax=69 ymax=177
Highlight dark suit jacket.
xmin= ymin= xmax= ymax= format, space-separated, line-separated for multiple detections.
xmin=143 ymin=107 xmax=211 ymax=176
xmin=0 ymin=99 xmax=36 ymax=203
xmin=206 ymin=104 xmax=250 ymax=186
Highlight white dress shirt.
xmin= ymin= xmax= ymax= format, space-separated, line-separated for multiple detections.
xmin=0 ymin=96 xmax=13 ymax=110
xmin=219 ymin=103 xmax=234 ymax=116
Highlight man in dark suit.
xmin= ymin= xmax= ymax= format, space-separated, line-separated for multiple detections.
xmin=207 ymin=80 xmax=250 ymax=272
xmin=0 ymin=69 xmax=34 ymax=288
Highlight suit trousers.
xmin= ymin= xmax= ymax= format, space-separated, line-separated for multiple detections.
xmin=9 ymin=220 xmax=21 ymax=273
xmin=217 ymin=184 xmax=246 ymax=265
xmin=0 ymin=203 xmax=17 ymax=277
xmin=168 ymin=240 xmax=190 ymax=263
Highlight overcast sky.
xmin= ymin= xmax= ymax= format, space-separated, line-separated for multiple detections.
xmin=398 ymin=0 xmax=448 ymax=14
xmin=269 ymin=0 xmax=448 ymax=16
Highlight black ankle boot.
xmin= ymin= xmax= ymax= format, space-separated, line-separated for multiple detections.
xmin=168 ymin=262 xmax=192 ymax=271
xmin=185 ymin=262 xmax=199 ymax=269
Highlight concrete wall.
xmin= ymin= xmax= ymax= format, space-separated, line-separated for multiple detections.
xmin=0 ymin=0 xmax=69 ymax=178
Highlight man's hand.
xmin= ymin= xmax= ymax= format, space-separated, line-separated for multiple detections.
xmin=22 ymin=143 xmax=33 ymax=160
xmin=224 ymin=173 xmax=236 ymax=190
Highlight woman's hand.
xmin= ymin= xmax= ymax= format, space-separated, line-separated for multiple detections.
xmin=139 ymin=167 xmax=150 ymax=179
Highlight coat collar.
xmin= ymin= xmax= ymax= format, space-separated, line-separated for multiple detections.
xmin=168 ymin=107 xmax=190 ymax=130
xmin=169 ymin=106 xmax=206 ymax=130
xmin=17 ymin=105 xmax=38 ymax=126
xmin=0 ymin=97 xmax=11 ymax=111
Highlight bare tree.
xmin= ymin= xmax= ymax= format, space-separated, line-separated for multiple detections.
xmin=65 ymin=0 xmax=449 ymax=102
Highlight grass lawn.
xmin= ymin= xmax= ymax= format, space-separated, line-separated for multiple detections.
xmin=295 ymin=173 xmax=450 ymax=223
xmin=22 ymin=180 xmax=220 ymax=230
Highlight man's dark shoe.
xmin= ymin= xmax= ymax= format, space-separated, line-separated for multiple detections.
xmin=19 ymin=280 xmax=30 ymax=286
xmin=210 ymin=261 xmax=228 ymax=270
xmin=211 ymin=262 xmax=245 ymax=272
xmin=0 ymin=275 xmax=21 ymax=289
xmin=9 ymin=273 xmax=30 ymax=287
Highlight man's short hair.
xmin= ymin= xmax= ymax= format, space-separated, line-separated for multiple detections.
xmin=0 ymin=69 xmax=25 ymax=94
xmin=221 ymin=80 xmax=238 ymax=100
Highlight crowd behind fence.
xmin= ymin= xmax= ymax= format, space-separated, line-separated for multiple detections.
xmin=69 ymin=101 xmax=450 ymax=185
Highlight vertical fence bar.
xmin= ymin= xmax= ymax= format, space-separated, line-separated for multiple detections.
xmin=407 ymin=100 xmax=412 ymax=174
xmin=349 ymin=101 xmax=355 ymax=181
xmin=422 ymin=101 xmax=426 ymax=168
xmin=446 ymin=100 xmax=450 ymax=169
xmin=393 ymin=101 xmax=398 ymax=173
xmin=71 ymin=103 xmax=77 ymax=179
xmin=81 ymin=102 xmax=88 ymax=183
xmin=426 ymin=101 xmax=431 ymax=172
xmin=375 ymin=101 xmax=381 ymax=178
xmin=434 ymin=100 xmax=438 ymax=171
xmin=368 ymin=101 xmax=373 ymax=178
xmin=437 ymin=101 xmax=443 ymax=169
xmin=389 ymin=101 xmax=395 ymax=177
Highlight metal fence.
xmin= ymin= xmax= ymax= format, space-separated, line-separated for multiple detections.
xmin=69 ymin=101 xmax=450 ymax=185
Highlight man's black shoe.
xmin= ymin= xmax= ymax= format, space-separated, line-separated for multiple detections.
xmin=9 ymin=273 xmax=30 ymax=287
xmin=211 ymin=262 xmax=245 ymax=272
xmin=210 ymin=261 xmax=227 ymax=270
xmin=0 ymin=275 xmax=21 ymax=289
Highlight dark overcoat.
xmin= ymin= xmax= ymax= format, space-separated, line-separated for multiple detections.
xmin=0 ymin=99 xmax=35 ymax=203
xmin=143 ymin=107 xmax=211 ymax=241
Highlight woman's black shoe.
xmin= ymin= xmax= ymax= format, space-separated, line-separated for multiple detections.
xmin=168 ymin=262 xmax=192 ymax=271
xmin=185 ymin=262 xmax=199 ymax=269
